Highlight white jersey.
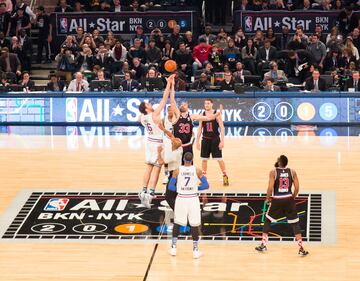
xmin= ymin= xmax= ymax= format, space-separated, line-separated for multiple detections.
xmin=177 ymin=165 xmax=198 ymax=195
xmin=140 ymin=113 xmax=163 ymax=143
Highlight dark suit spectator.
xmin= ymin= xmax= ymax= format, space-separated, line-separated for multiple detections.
xmin=0 ymin=3 xmax=11 ymax=36
xmin=110 ymin=0 xmax=125 ymax=12
xmin=234 ymin=27 xmax=246 ymax=49
xmin=127 ymin=38 xmax=146 ymax=65
xmin=184 ymin=31 xmax=196 ymax=51
xmin=233 ymin=62 xmax=246 ymax=83
xmin=167 ymin=25 xmax=183 ymax=49
xmin=93 ymin=44 xmax=114 ymax=75
xmin=174 ymin=42 xmax=192 ymax=78
xmin=35 ymin=6 xmax=52 ymax=63
xmin=263 ymin=61 xmax=288 ymax=82
xmin=76 ymin=44 xmax=94 ymax=72
xmin=304 ymin=69 xmax=327 ymax=91
xmin=17 ymin=29 xmax=32 ymax=71
xmin=220 ymin=72 xmax=235 ymax=91
xmin=263 ymin=78 xmax=281 ymax=92
xmin=145 ymin=39 xmax=162 ymax=67
xmin=0 ymin=47 xmax=21 ymax=81
xmin=257 ymin=39 xmax=277 ymax=74
xmin=0 ymin=32 xmax=10 ymax=48
xmin=223 ymin=39 xmax=240 ymax=71
xmin=338 ymin=6 xmax=358 ymax=36
xmin=191 ymin=73 xmax=210 ymax=91
xmin=324 ymin=50 xmax=341 ymax=72
xmin=47 ymin=74 xmax=65 ymax=91
xmin=278 ymin=26 xmax=291 ymax=50
xmin=149 ymin=28 xmax=164 ymax=49
xmin=344 ymin=71 xmax=360 ymax=91
xmin=174 ymin=71 xmax=187 ymax=91
xmin=9 ymin=8 xmax=31 ymax=37
xmin=198 ymin=26 xmax=217 ymax=45
xmin=241 ymin=38 xmax=257 ymax=74
xmin=54 ymin=0 xmax=74 ymax=12
xmin=121 ymin=71 xmax=140 ymax=91
xmin=131 ymin=57 xmax=147 ymax=82
xmin=19 ymin=71 xmax=34 ymax=91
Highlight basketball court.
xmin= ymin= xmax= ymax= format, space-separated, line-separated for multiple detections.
xmin=0 ymin=126 xmax=358 ymax=280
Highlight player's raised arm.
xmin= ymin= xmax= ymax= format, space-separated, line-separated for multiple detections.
xmin=217 ymin=110 xmax=225 ymax=150
xmin=266 ymin=170 xmax=275 ymax=204
xmin=153 ymin=75 xmax=174 ymax=116
xmin=292 ymin=169 xmax=299 ymax=198
xmin=158 ymin=121 xmax=175 ymax=140
xmin=170 ymin=76 xmax=180 ymax=119
xmin=196 ymin=120 xmax=203 ymax=150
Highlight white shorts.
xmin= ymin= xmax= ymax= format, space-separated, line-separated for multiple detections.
xmin=174 ymin=195 xmax=201 ymax=227
xmin=145 ymin=141 xmax=162 ymax=167
xmin=163 ymin=137 xmax=173 ymax=163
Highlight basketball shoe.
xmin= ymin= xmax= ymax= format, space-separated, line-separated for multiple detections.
xmin=168 ymin=246 xmax=177 ymax=256
xmin=255 ymin=243 xmax=267 ymax=252
xmin=193 ymin=249 xmax=203 ymax=259
xmin=298 ymin=247 xmax=309 ymax=256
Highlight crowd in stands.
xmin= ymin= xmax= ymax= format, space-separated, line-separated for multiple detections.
xmin=1 ymin=0 xmax=360 ymax=92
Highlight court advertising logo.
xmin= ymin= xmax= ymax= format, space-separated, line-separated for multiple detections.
xmin=0 ymin=191 xmax=323 ymax=242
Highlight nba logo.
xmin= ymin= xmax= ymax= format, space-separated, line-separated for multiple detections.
xmin=66 ymin=98 xmax=78 ymax=122
xmin=59 ymin=17 xmax=68 ymax=33
xmin=244 ymin=16 xmax=252 ymax=32
xmin=44 ymin=198 xmax=69 ymax=211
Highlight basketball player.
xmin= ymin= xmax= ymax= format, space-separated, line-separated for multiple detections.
xmin=138 ymin=74 xmax=176 ymax=208
xmin=255 ymin=155 xmax=309 ymax=256
xmin=168 ymin=152 xmax=209 ymax=259
xmin=196 ymin=98 xmax=229 ymax=186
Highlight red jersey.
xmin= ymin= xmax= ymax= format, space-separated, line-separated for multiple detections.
xmin=193 ymin=44 xmax=212 ymax=64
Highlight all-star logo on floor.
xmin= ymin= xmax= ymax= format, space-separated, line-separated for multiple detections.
xmin=1 ymin=191 xmax=323 ymax=242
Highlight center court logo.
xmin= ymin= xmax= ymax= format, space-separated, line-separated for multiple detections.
xmin=44 ymin=198 xmax=70 ymax=211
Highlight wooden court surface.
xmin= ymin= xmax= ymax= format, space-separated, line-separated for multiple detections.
xmin=0 ymin=134 xmax=359 ymax=281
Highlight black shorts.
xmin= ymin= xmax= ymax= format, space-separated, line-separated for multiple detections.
xmin=201 ymin=137 xmax=222 ymax=160
xmin=266 ymin=197 xmax=299 ymax=224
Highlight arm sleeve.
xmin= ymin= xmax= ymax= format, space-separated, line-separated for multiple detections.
xmin=198 ymin=176 xmax=209 ymax=191
xmin=168 ymin=178 xmax=177 ymax=192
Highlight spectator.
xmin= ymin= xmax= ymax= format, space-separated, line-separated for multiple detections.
xmin=265 ymin=27 xmax=277 ymax=47
xmin=326 ymin=26 xmax=343 ymax=52
xmin=117 ymin=60 xmax=130 ymax=75
xmin=99 ymin=1 xmax=111 ymax=11
xmin=333 ymin=0 xmax=343 ymax=10
xmin=161 ymin=40 xmax=175 ymax=70
xmin=339 ymin=47 xmax=357 ymax=71
xmin=198 ymin=26 xmax=217 ymax=45
xmin=36 ymin=6 xmax=52 ymax=64
xmin=223 ymin=39 xmax=240 ymax=71
xmin=307 ymin=34 xmax=327 ymax=69
xmin=351 ymin=28 xmax=360 ymax=51
xmin=92 ymin=29 xmax=104 ymax=47
xmin=67 ymin=71 xmax=89 ymax=92
xmin=55 ymin=0 xmax=74 ymax=12
xmin=104 ymin=31 xmax=116 ymax=48
xmin=74 ymin=1 xmax=85 ymax=12
xmin=150 ymin=28 xmax=164 ymax=49
xmin=237 ymin=0 xmax=252 ymax=11
xmin=300 ymin=0 xmax=312 ymax=10
xmin=257 ymin=39 xmax=277 ymax=74
xmin=263 ymin=77 xmax=281 ymax=91
xmin=234 ymin=27 xmax=246 ymax=49
xmin=19 ymin=71 xmax=34 ymax=91
xmin=0 ymin=0 xmax=12 ymax=13
xmin=191 ymin=72 xmax=210 ymax=91
xmin=202 ymin=62 xmax=214 ymax=77
xmin=121 ymin=71 xmax=140 ymax=91
xmin=220 ymin=71 xmax=235 ymax=91
xmin=0 ymin=47 xmax=21 ymax=81
xmin=324 ymin=49 xmax=341 ymax=72
xmin=130 ymin=25 xmax=149 ymax=49
xmin=233 ymin=62 xmax=246 ymax=83
xmin=296 ymin=26 xmax=309 ymax=45
xmin=192 ymin=38 xmax=211 ymax=76
xmin=285 ymin=50 xmax=312 ymax=83
xmin=110 ymin=0 xmax=124 ymax=12
xmin=344 ymin=70 xmax=360 ymax=91
xmin=208 ymin=44 xmax=223 ymax=72
xmin=167 ymin=25 xmax=183 ymax=49
xmin=9 ymin=7 xmax=31 ymax=37
xmin=278 ymin=26 xmax=291 ymax=50
xmin=110 ymin=40 xmax=127 ymax=72
xmin=129 ymin=0 xmax=141 ymax=12
xmin=96 ymin=69 xmax=107 ymax=80
xmin=0 ymin=3 xmax=10 ymax=37
xmin=264 ymin=61 xmax=288 ymax=82
xmin=93 ymin=43 xmax=114 ymax=75
xmin=0 ymin=32 xmax=10 ymax=48
xmin=76 ymin=44 xmax=93 ymax=72
xmin=174 ymin=71 xmax=187 ymax=91
xmin=174 ymin=41 xmax=192 ymax=78
xmin=74 ymin=27 xmax=85 ymax=45
xmin=287 ymin=32 xmax=307 ymax=50
xmin=216 ymin=28 xmax=230 ymax=49
xmin=47 ymin=73 xmax=65 ymax=91
xmin=344 ymin=36 xmax=359 ymax=60
xmin=184 ymin=31 xmax=195 ymax=51
xmin=60 ymin=35 xmax=79 ymax=55
xmin=127 ymin=38 xmax=146 ymax=64
xmin=338 ymin=6 xmax=358 ymax=36
xmin=55 ymin=47 xmax=76 ymax=82
xmin=253 ymin=30 xmax=264 ymax=49
xmin=15 ymin=0 xmax=36 ymax=21
xmin=304 ymin=69 xmax=327 ymax=91
xmin=79 ymin=34 xmax=96 ymax=52
xmin=145 ymin=39 xmax=162 ymax=67
xmin=241 ymin=38 xmax=258 ymax=74
xmin=131 ymin=57 xmax=146 ymax=82
xmin=143 ymin=67 xmax=164 ymax=91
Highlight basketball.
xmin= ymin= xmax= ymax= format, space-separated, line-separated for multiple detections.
xmin=164 ymin=60 xmax=177 ymax=73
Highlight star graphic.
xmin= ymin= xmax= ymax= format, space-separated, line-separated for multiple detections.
xmin=274 ymin=21 xmax=280 ymax=27
xmin=112 ymin=104 xmax=124 ymax=116
xmin=89 ymin=22 xmax=95 ymax=28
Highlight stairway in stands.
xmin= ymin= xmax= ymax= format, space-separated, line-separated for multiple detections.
xmin=30 ymin=0 xmax=58 ymax=87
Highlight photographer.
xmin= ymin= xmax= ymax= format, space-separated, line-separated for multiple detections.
xmin=55 ymin=47 xmax=76 ymax=83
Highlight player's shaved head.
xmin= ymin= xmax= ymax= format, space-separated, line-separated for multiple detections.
xmin=183 ymin=152 xmax=193 ymax=163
